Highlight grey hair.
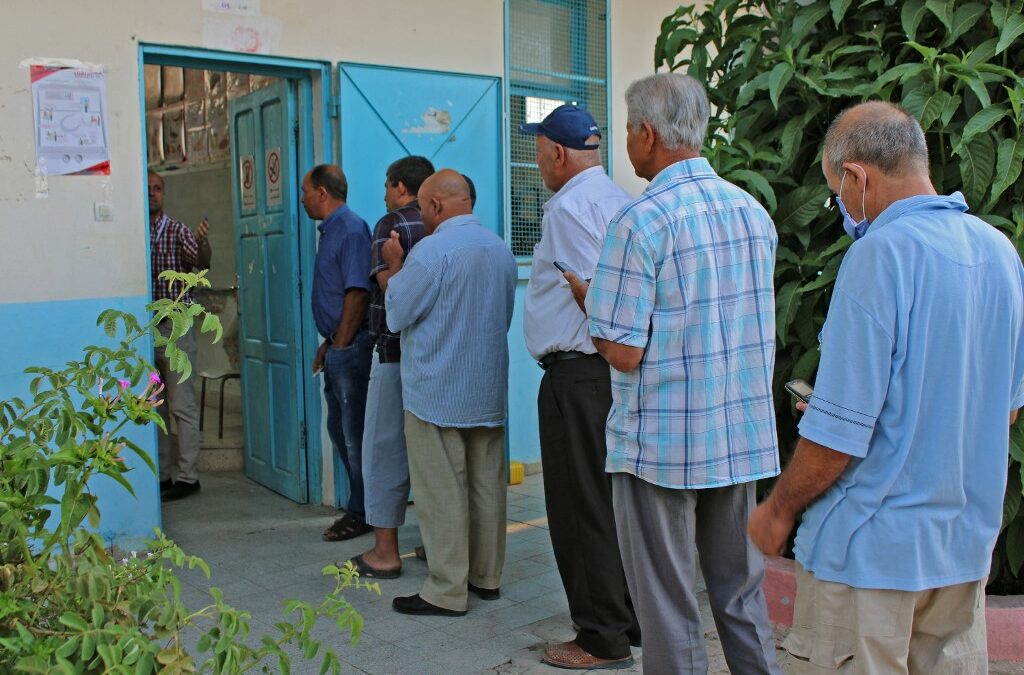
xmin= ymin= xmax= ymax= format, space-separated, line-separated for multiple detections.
xmin=824 ymin=102 xmax=929 ymax=176
xmin=625 ymin=73 xmax=709 ymax=151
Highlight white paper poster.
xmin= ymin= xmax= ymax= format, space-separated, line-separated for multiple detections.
xmin=31 ymin=65 xmax=110 ymax=176
xmin=265 ymin=147 xmax=282 ymax=207
xmin=240 ymin=154 xmax=256 ymax=211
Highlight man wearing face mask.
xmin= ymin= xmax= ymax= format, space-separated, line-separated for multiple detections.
xmin=748 ymin=102 xmax=1024 ymax=672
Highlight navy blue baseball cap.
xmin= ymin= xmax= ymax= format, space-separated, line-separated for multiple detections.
xmin=519 ymin=104 xmax=601 ymax=150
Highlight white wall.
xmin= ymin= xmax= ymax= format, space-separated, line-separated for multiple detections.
xmin=0 ymin=0 xmax=504 ymax=306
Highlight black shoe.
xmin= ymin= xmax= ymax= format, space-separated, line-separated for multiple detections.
xmin=161 ymin=480 xmax=200 ymax=502
xmin=159 ymin=479 xmax=174 ymax=494
xmin=392 ymin=594 xmax=466 ymax=617
xmin=468 ymin=583 xmax=500 ymax=601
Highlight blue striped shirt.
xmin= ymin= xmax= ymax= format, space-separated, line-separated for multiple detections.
xmin=385 ymin=214 xmax=517 ymax=427
xmin=587 ymin=158 xmax=780 ymax=489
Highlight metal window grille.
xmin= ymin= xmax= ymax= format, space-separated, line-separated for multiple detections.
xmin=509 ymin=0 xmax=608 ymax=256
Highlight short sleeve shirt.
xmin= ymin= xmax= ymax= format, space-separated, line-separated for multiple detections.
xmin=795 ymin=193 xmax=1024 ymax=591
xmin=587 ymin=158 xmax=780 ymax=489
xmin=368 ymin=201 xmax=426 ymax=362
xmin=312 ymin=204 xmax=372 ymax=339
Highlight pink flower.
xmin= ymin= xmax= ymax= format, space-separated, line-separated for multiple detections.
xmin=148 ymin=372 xmax=161 ymax=385
xmin=118 ymin=379 xmax=131 ymax=390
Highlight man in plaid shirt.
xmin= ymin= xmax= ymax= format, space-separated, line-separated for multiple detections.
xmin=568 ymin=74 xmax=781 ymax=674
xmin=148 ymin=169 xmax=211 ymax=502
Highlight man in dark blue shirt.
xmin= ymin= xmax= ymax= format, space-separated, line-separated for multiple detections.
xmin=301 ymin=164 xmax=373 ymax=541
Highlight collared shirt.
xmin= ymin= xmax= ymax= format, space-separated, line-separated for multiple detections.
xmin=587 ymin=157 xmax=780 ymax=489
xmin=524 ymin=166 xmax=631 ymax=361
xmin=795 ymin=193 xmax=1024 ymax=592
xmin=150 ymin=213 xmax=199 ymax=302
xmin=385 ymin=214 xmax=517 ymax=427
xmin=312 ymin=204 xmax=372 ymax=339
xmin=369 ymin=200 xmax=426 ymax=362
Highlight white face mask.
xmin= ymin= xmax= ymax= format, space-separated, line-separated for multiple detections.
xmin=835 ymin=167 xmax=869 ymax=240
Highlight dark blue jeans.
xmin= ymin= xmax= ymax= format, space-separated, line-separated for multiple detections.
xmin=323 ymin=329 xmax=372 ymax=522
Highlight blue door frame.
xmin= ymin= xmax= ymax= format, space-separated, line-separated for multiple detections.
xmin=137 ymin=44 xmax=333 ymax=509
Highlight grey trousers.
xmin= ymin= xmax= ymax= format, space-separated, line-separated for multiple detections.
xmin=155 ymin=322 xmax=201 ymax=484
xmin=612 ymin=473 xmax=781 ymax=675
xmin=404 ymin=412 xmax=507 ymax=611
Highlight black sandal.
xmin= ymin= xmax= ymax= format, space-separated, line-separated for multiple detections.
xmin=322 ymin=514 xmax=372 ymax=541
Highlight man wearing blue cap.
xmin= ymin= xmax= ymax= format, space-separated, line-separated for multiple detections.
xmin=521 ymin=104 xmax=640 ymax=670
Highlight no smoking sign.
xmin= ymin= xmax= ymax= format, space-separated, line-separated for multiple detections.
xmin=266 ymin=147 xmax=282 ymax=207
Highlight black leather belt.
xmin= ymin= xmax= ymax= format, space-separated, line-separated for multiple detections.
xmin=539 ymin=350 xmax=589 ymax=370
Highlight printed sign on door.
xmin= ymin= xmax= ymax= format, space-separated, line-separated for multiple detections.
xmin=265 ymin=147 xmax=282 ymax=208
xmin=240 ymin=154 xmax=256 ymax=211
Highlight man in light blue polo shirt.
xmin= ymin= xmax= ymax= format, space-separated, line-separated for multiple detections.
xmin=382 ymin=169 xmax=517 ymax=617
xmin=749 ymin=102 xmax=1024 ymax=673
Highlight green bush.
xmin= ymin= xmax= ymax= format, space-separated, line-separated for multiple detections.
xmin=0 ymin=270 xmax=377 ymax=673
xmin=656 ymin=0 xmax=1024 ymax=593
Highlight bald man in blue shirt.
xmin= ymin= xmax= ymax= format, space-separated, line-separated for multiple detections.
xmin=749 ymin=102 xmax=1024 ymax=673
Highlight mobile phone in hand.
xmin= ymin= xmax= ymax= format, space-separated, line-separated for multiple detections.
xmin=784 ymin=379 xmax=814 ymax=404
xmin=553 ymin=260 xmax=578 ymax=276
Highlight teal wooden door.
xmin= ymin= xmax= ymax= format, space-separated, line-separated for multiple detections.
xmin=338 ymin=63 xmax=503 ymax=236
xmin=229 ymin=81 xmax=307 ymax=502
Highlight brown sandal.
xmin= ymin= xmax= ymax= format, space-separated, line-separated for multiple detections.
xmin=322 ymin=514 xmax=372 ymax=541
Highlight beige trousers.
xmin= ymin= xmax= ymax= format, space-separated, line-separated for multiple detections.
xmin=404 ymin=412 xmax=507 ymax=611
xmin=784 ymin=564 xmax=988 ymax=674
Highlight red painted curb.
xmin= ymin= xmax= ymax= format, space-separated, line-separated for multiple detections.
xmin=762 ymin=556 xmax=1024 ymax=661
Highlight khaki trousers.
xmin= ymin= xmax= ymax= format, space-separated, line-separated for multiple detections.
xmin=784 ymin=564 xmax=988 ymax=674
xmin=404 ymin=412 xmax=506 ymax=611
xmin=155 ymin=321 xmax=201 ymax=484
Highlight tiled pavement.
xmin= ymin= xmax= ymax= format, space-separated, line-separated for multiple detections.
xmin=164 ymin=472 xmax=1024 ymax=674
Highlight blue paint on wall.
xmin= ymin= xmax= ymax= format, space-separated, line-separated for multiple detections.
xmin=0 ymin=295 xmax=160 ymax=551
xmin=507 ymin=267 xmax=543 ymax=466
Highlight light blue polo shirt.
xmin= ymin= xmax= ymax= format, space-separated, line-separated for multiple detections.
xmin=795 ymin=192 xmax=1024 ymax=591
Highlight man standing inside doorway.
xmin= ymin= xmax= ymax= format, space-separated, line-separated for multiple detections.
xmin=384 ymin=170 xmax=517 ymax=617
xmin=346 ymin=155 xmax=434 ymax=578
xmin=519 ymin=104 xmax=640 ymax=669
xmin=148 ymin=168 xmax=212 ymax=502
xmin=301 ymin=164 xmax=374 ymax=542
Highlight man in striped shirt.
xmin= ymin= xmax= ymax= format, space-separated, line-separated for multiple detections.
xmin=383 ymin=170 xmax=517 ymax=617
xmin=148 ymin=169 xmax=211 ymax=502
xmin=574 ymin=73 xmax=781 ymax=674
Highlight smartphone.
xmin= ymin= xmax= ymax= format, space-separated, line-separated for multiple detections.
xmin=784 ymin=379 xmax=814 ymax=404
xmin=553 ymin=260 xmax=578 ymax=276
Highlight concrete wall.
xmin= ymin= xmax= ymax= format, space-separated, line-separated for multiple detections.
xmin=0 ymin=0 xmax=683 ymax=539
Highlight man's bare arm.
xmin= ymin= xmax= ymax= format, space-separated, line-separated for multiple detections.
xmin=748 ymin=437 xmax=852 ymax=556
xmin=593 ymin=337 xmax=645 ymax=373
xmin=331 ymin=288 xmax=368 ymax=348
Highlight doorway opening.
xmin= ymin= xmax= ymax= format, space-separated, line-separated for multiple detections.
xmin=140 ymin=46 xmax=331 ymax=516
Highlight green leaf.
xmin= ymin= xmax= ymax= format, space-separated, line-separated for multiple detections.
xmin=1008 ymin=519 xmax=1024 ymax=575
xmin=790 ymin=347 xmax=822 ymax=383
xmin=996 ymin=13 xmax=1024 ymax=55
xmin=775 ymin=280 xmax=803 ymax=347
xmin=729 ymin=169 xmax=778 ymax=212
xmin=918 ymin=91 xmax=951 ymax=130
xmin=59 ymin=612 xmax=89 ymax=632
xmin=776 ymin=186 xmax=831 ymax=243
xmin=830 ymin=0 xmax=853 ymax=26
xmin=964 ymin=37 xmax=999 ymax=67
xmin=957 ymin=132 xmax=996 ymax=209
xmin=15 ymin=656 xmax=51 ymax=674
xmin=768 ymin=62 xmax=794 ymax=111
xmin=901 ymin=0 xmax=928 ymax=40
xmin=793 ymin=4 xmax=830 ymax=41
xmin=989 ymin=137 xmax=1024 ymax=207
xmin=958 ymin=106 xmax=1007 ymax=148
xmin=947 ymin=3 xmax=987 ymax=42
xmin=925 ymin=0 xmax=954 ymax=33
xmin=200 ymin=312 xmax=223 ymax=344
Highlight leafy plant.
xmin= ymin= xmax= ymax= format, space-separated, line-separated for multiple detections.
xmin=0 ymin=270 xmax=378 ymax=673
xmin=657 ymin=0 xmax=1024 ymax=592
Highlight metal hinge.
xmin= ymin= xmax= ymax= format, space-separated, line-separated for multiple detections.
xmin=328 ymin=96 xmax=340 ymax=119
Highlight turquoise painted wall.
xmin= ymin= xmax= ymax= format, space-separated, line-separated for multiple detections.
xmin=507 ymin=268 xmax=543 ymax=466
xmin=0 ymin=295 xmax=160 ymax=551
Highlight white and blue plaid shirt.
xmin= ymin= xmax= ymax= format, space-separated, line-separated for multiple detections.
xmin=587 ymin=158 xmax=780 ymax=489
